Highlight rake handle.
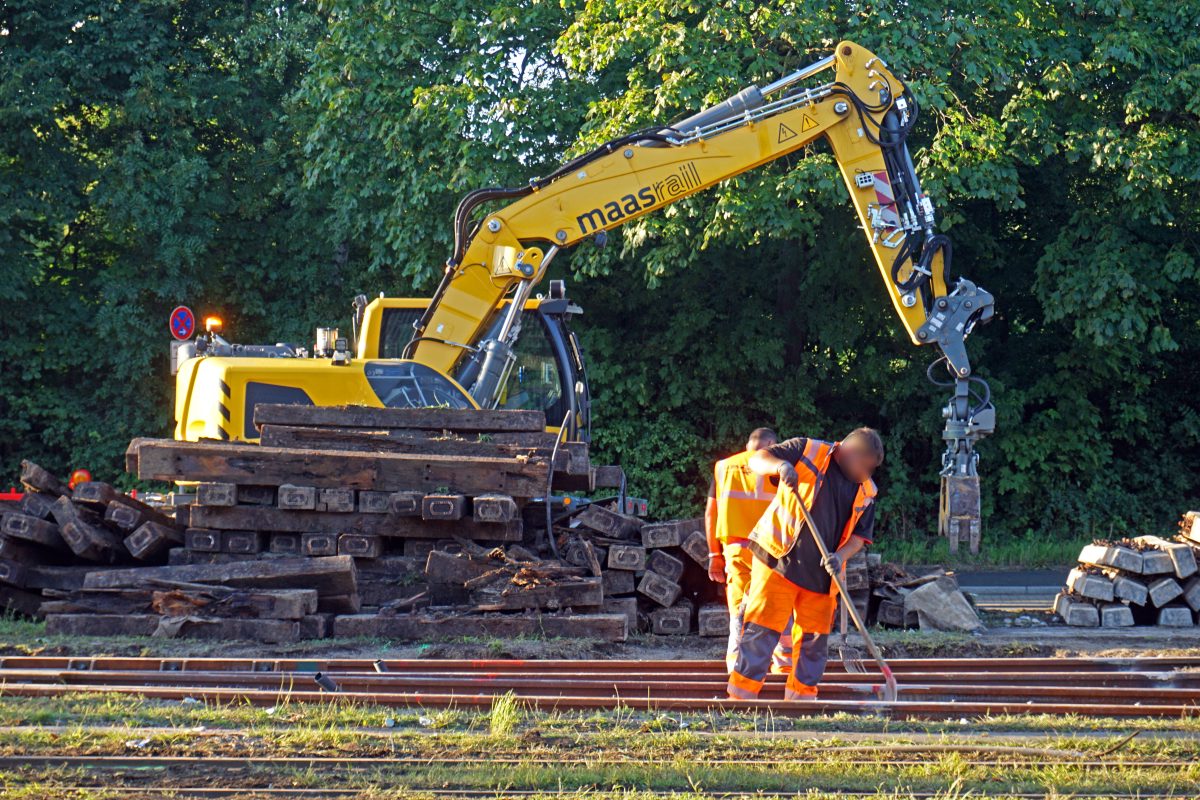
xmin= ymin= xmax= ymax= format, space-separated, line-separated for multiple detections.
xmin=788 ymin=485 xmax=898 ymax=698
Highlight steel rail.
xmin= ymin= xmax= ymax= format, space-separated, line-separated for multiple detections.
xmin=2 ymin=669 xmax=1199 ymax=706
xmin=1 ymin=681 xmax=1197 ymax=719
xmin=2 ymin=655 xmax=1198 ymax=673
xmin=1 ymin=657 xmax=1198 ymax=719
xmin=1 ymin=755 xmax=1191 ymax=770
xmin=11 ymin=788 xmax=1198 ymax=800
xmin=5 ymin=667 xmax=1200 ymax=687
xmin=5 ymin=665 xmax=1200 ymax=683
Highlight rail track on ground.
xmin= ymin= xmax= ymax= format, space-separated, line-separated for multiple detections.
xmin=10 ymin=790 xmax=1200 ymax=800
xmin=1 ymin=655 xmax=1199 ymax=719
xmin=7 ymin=750 xmax=1198 ymax=800
xmin=0 ymin=752 xmax=1189 ymax=769
xmin=12 ymin=792 xmax=1200 ymax=800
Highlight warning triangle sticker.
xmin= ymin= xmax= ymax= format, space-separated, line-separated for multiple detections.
xmin=801 ymin=114 xmax=818 ymax=131
xmin=778 ymin=123 xmax=798 ymax=143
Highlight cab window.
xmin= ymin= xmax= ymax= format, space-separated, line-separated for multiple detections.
xmin=377 ymin=306 xmax=567 ymax=421
xmin=379 ymin=309 xmax=423 ymax=359
xmin=499 ymin=318 xmax=566 ymax=422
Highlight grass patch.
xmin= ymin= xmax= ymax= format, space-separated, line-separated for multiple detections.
xmin=489 ymin=690 xmax=523 ymax=736
xmin=876 ymin=530 xmax=1091 ymax=568
xmin=2 ymin=694 xmax=1199 ymax=798
xmin=0 ymin=615 xmax=46 ymax=648
xmin=4 ymin=692 xmax=1200 ymax=740
xmin=2 ymin=731 xmax=1198 ymax=797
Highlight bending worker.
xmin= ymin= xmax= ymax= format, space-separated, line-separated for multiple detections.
xmin=705 ymin=427 xmax=792 ymax=673
xmin=727 ymin=428 xmax=884 ymax=700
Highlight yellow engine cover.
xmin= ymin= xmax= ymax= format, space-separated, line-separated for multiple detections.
xmin=173 ymin=356 xmax=478 ymax=442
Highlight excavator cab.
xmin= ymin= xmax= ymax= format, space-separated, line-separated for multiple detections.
xmin=362 ymin=288 xmax=590 ymax=435
xmin=171 ymin=283 xmax=591 ymax=444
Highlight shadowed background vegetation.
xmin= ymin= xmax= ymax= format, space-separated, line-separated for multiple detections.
xmin=2 ymin=1 xmax=1197 ymax=562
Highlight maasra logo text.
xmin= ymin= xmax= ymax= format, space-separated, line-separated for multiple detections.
xmin=576 ymin=162 xmax=702 ymax=235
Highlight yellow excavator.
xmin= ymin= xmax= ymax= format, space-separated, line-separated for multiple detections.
xmin=171 ymin=40 xmax=996 ymax=542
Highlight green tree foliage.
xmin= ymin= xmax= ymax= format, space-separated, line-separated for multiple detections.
xmin=0 ymin=2 xmax=338 ymax=479
xmin=2 ymin=1 xmax=1197 ymax=550
xmin=297 ymin=0 xmax=601 ymax=285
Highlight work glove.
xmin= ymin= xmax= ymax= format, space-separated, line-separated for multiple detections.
xmin=821 ymin=552 xmax=843 ymax=577
xmin=776 ymin=461 xmax=799 ymax=489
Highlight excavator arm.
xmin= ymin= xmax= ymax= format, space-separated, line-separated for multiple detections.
xmin=407 ymin=40 xmax=996 ymax=546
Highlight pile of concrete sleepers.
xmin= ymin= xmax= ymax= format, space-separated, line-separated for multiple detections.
xmin=1055 ymin=514 xmax=1200 ymax=628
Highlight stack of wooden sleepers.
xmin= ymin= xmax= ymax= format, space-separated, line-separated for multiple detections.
xmin=0 ymin=459 xmax=187 ymax=620
xmin=0 ymin=405 xmax=729 ymax=644
xmin=550 ymin=503 xmax=718 ymax=636
xmin=1054 ymin=513 xmax=1200 ymax=628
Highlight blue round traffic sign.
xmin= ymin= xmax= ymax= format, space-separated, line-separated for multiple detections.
xmin=170 ymin=306 xmax=196 ymax=340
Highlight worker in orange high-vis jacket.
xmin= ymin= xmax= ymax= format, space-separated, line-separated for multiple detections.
xmin=704 ymin=427 xmax=792 ymax=673
xmin=727 ymin=427 xmax=884 ymax=701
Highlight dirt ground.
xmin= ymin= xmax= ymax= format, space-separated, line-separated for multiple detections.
xmin=5 ymin=608 xmax=1200 ymax=662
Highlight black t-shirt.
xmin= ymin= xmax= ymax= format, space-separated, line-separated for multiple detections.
xmin=762 ymin=437 xmax=876 ymax=594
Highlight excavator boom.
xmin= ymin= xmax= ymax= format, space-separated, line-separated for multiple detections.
xmin=403 ymin=40 xmax=994 ymax=546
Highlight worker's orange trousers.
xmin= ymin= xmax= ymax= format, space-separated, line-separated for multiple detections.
xmin=724 ymin=541 xmax=791 ymax=673
xmin=727 ymin=556 xmax=837 ymax=700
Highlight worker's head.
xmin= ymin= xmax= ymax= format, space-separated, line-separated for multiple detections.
xmin=745 ymin=427 xmax=777 ymax=452
xmin=835 ymin=427 xmax=884 ymax=483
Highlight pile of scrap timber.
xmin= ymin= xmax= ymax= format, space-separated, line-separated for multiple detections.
xmin=549 ymin=503 xmax=717 ymax=636
xmin=0 ymin=460 xmax=186 ymax=618
xmin=47 ymin=556 xmax=356 ymax=642
xmin=867 ymin=559 xmax=985 ymax=633
xmin=1054 ymin=514 xmax=1200 ymax=628
xmin=127 ymin=405 xmax=631 ymax=641
xmin=0 ymin=405 xmax=674 ymax=643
